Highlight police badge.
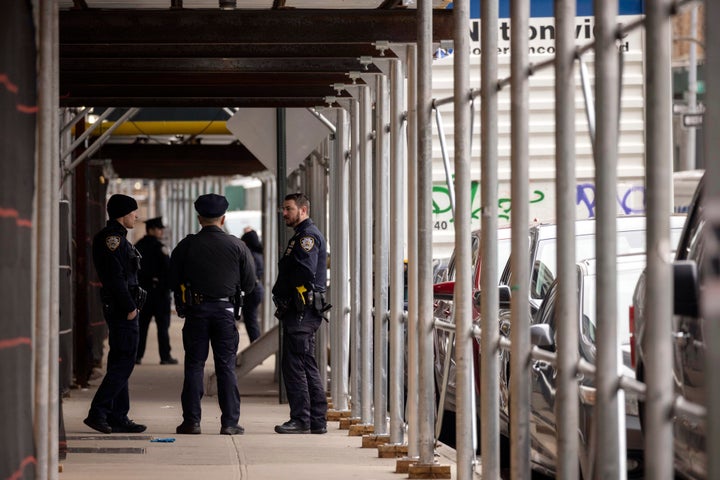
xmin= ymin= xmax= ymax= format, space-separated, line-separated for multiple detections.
xmin=299 ymin=236 xmax=315 ymax=252
xmin=105 ymin=235 xmax=121 ymax=251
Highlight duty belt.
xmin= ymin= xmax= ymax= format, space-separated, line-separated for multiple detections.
xmin=192 ymin=293 xmax=232 ymax=303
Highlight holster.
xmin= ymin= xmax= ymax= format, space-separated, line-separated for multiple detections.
xmin=232 ymin=290 xmax=243 ymax=320
xmin=174 ymin=283 xmax=193 ymax=318
xmin=130 ymin=286 xmax=148 ymax=310
xmin=273 ymin=296 xmax=289 ymax=319
xmin=310 ymin=291 xmax=332 ymax=314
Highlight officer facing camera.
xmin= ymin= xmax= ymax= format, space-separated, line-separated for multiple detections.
xmin=84 ymin=193 xmax=147 ymax=435
xmin=135 ymin=216 xmax=178 ymax=366
xmin=272 ymin=193 xmax=331 ymax=435
xmin=169 ymin=193 xmax=255 ymax=436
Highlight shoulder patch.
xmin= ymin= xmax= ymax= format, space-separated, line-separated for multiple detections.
xmin=299 ymin=236 xmax=315 ymax=252
xmin=105 ymin=235 xmax=121 ymax=251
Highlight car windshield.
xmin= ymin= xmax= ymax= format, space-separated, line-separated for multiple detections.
xmin=445 ymin=235 xmax=512 ymax=285
xmin=531 ymin=228 xmax=682 ymax=300
xmin=581 ymin=267 xmax=644 ymax=345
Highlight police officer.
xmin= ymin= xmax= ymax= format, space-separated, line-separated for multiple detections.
xmin=169 ymin=193 xmax=255 ymax=435
xmin=273 ymin=193 xmax=330 ymax=435
xmin=84 ymin=194 xmax=147 ymax=434
xmin=135 ymin=216 xmax=177 ymax=365
xmin=240 ymin=227 xmax=264 ymax=343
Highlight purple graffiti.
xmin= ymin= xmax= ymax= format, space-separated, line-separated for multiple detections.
xmin=576 ymin=183 xmax=646 ymax=218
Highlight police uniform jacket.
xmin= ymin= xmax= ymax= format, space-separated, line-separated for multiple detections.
xmin=168 ymin=225 xmax=256 ymax=300
xmin=272 ymin=218 xmax=327 ymax=303
xmin=135 ymin=234 xmax=170 ymax=292
xmin=92 ymin=219 xmax=140 ymax=314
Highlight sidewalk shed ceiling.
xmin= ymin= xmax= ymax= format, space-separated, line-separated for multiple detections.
xmin=57 ymin=0 xmax=454 ymax=178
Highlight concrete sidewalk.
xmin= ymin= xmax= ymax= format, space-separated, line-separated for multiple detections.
xmin=60 ymin=316 xmax=461 ymax=479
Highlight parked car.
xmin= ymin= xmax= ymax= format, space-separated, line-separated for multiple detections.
xmin=519 ymin=254 xmax=647 ymax=478
xmin=494 ymin=215 xmax=686 ymax=470
xmin=432 ymin=227 xmax=512 ymax=442
xmin=632 ymin=174 xmax=707 ymax=479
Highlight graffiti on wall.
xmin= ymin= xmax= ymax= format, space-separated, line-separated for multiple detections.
xmin=432 ymin=181 xmax=646 ymax=229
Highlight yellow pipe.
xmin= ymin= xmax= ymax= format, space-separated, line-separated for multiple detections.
xmin=87 ymin=120 xmax=232 ymax=136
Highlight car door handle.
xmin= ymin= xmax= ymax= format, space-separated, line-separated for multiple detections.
xmin=579 ymin=385 xmax=596 ymax=406
xmin=673 ymin=331 xmax=690 ymax=347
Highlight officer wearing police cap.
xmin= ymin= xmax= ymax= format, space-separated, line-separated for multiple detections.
xmin=135 ymin=216 xmax=177 ymax=365
xmin=272 ymin=193 xmax=330 ymax=435
xmin=84 ymin=193 xmax=147 ymax=434
xmin=169 ymin=193 xmax=256 ymax=435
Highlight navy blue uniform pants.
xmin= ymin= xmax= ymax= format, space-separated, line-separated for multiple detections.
xmin=281 ymin=311 xmax=327 ymax=429
xmin=181 ymin=302 xmax=240 ymax=428
xmin=88 ymin=307 xmax=139 ymax=425
xmin=137 ymin=289 xmax=172 ymax=361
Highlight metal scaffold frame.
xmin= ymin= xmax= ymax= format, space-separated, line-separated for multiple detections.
xmin=23 ymin=2 xmax=718 ymax=480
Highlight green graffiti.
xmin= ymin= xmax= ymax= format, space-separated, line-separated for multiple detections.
xmin=432 ymin=184 xmax=546 ymax=224
xmin=432 ymin=185 xmax=452 ymax=214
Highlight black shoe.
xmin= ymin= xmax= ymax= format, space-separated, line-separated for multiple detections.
xmin=135 ymin=358 xmax=142 ymax=365
xmin=311 ymin=426 xmax=327 ymax=434
xmin=176 ymin=422 xmax=201 ymax=435
xmin=111 ymin=419 xmax=147 ymax=433
xmin=274 ymin=420 xmax=310 ymax=434
xmin=220 ymin=425 xmax=245 ymax=435
xmin=160 ymin=357 xmax=178 ymax=365
xmin=84 ymin=416 xmax=112 ymax=434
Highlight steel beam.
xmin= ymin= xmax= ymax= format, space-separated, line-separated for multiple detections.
xmin=59 ymin=9 xmax=454 ymax=45
xmin=60 ymin=58 xmax=384 ymax=73
xmin=60 ymin=43 xmax=399 ymax=59
xmin=97 ymin=144 xmax=263 ymax=179
xmin=60 ymin=97 xmax=344 ymax=108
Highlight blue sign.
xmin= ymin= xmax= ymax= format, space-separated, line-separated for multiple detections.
xmin=447 ymin=1 xmax=644 ymax=19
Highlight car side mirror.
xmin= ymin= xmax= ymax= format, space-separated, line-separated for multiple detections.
xmin=673 ymin=260 xmax=699 ymax=318
xmin=472 ymin=285 xmax=512 ymax=309
xmin=530 ymin=323 xmax=554 ymax=348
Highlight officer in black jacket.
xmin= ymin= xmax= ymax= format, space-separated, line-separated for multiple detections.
xmin=169 ymin=194 xmax=256 ymax=436
xmin=273 ymin=193 xmax=330 ymax=435
xmin=84 ymin=194 xmax=147 ymax=435
xmin=135 ymin=216 xmax=177 ymax=365
xmin=240 ymin=227 xmax=264 ymax=343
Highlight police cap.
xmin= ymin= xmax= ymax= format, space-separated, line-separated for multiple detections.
xmin=107 ymin=194 xmax=138 ymax=219
xmin=145 ymin=216 xmax=165 ymax=229
xmin=194 ymin=193 xmax=229 ymax=218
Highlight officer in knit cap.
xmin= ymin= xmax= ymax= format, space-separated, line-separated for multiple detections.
xmin=84 ymin=194 xmax=147 ymax=434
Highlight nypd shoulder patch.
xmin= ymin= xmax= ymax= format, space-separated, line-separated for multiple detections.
xmin=105 ymin=235 xmax=121 ymax=251
xmin=299 ymin=236 xmax=315 ymax=252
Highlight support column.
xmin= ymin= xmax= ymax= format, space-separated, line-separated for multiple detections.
xmin=593 ymin=1 xmax=622 ymax=478
xmin=555 ymin=1 xmax=579 ymax=479
xmin=412 ymin=0 xmax=450 ymax=477
xmin=388 ymin=58 xmax=406 ymax=447
xmin=480 ymin=0 xmax=501 ymax=478
xmin=453 ymin=0 xmax=474 ymax=476
xmin=330 ymin=108 xmax=350 ymax=412
xmin=373 ymin=73 xmax=390 ymax=439
xmin=509 ymin=0 xmax=531 ymax=478
xmin=644 ymin=1 xmax=675 ymax=479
